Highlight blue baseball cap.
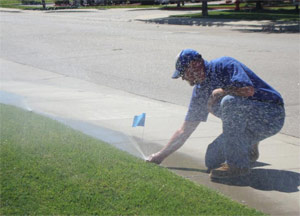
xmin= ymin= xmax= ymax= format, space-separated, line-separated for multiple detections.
xmin=172 ymin=49 xmax=202 ymax=79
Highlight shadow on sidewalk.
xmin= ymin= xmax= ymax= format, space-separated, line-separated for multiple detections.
xmin=166 ymin=160 xmax=299 ymax=193
xmin=234 ymin=26 xmax=300 ymax=33
xmin=139 ymin=17 xmax=240 ymax=26
xmin=129 ymin=137 xmax=300 ymax=193
xmin=211 ymin=168 xmax=300 ymax=193
xmin=138 ymin=17 xmax=300 ymax=33
xmin=168 ymin=167 xmax=208 ymax=173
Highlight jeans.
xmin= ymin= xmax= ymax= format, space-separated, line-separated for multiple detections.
xmin=205 ymin=95 xmax=285 ymax=169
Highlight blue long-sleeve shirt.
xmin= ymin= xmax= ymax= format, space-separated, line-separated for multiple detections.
xmin=185 ymin=57 xmax=284 ymax=122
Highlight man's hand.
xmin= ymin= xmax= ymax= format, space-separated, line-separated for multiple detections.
xmin=207 ymin=88 xmax=226 ymax=113
xmin=146 ymin=152 xmax=164 ymax=164
xmin=207 ymin=86 xmax=255 ymax=114
xmin=146 ymin=121 xmax=200 ymax=165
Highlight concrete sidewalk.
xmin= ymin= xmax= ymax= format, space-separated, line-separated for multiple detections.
xmin=0 ymin=57 xmax=299 ymax=215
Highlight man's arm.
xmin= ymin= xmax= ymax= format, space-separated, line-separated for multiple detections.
xmin=207 ymin=86 xmax=254 ymax=113
xmin=147 ymin=120 xmax=200 ymax=164
xmin=223 ymin=86 xmax=255 ymax=97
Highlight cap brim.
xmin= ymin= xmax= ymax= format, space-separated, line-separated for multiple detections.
xmin=172 ymin=70 xmax=181 ymax=79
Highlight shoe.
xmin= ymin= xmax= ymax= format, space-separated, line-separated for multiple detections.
xmin=209 ymin=163 xmax=250 ymax=179
xmin=250 ymin=142 xmax=259 ymax=163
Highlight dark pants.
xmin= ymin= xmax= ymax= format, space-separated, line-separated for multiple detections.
xmin=205 ymin=95 xmax=285 ymax=169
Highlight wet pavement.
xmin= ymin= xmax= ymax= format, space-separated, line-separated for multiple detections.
xmin=1 ymin=57 xmax=299 ymax=215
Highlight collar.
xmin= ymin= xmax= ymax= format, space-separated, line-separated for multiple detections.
xmin=195 ymin=60 xmax=210 ymax=88
xmin=204 ymin=60 xmax=210 ymax=78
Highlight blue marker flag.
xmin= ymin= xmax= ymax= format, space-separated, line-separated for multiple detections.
xmin=132 ymin=113 xmax=146 ymax=127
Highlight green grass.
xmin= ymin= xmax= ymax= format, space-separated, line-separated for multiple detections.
xmin=163 ymin=2 xmax=297 ymax=10
xmin=172 ymin=8 xmax=300 ymax=21
xmin=0 ymin=0 xmax=162 ymax=10
xmin=163 ymin=3 xmax=239 ymax=9
xmin=75 ymin=4 xmax=162 ymax=10
xmin=0 ymin=0 xmax=25 ymax=8
xmin=0 ymin=0 xmax=51 ymax=9
xmin=0 ymin=0 xmax=52 ymax=6
xmin=0 ymin=104 xmax=265 ymax=215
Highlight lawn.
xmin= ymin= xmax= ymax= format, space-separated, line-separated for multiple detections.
xmin=162 ymin=2 xmax=300 ymax=21
xmin=0 ymin=0 xmax=52 ymax=9
xmin=0 ymin=104 xmax=265 ymax=215
xmin=0 ymin=0 xmax=163 ymax=9
xmin=172 ymin=8 xmax=300 ymax=21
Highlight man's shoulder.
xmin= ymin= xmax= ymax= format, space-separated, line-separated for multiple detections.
xmin=209 ymin=57 xmax=245 ymax=73
xmin=210 ymin=56 xmax=237 ymax=65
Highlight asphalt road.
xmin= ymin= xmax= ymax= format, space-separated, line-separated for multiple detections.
xmin=0 ymin=8 xmax=299 ymax=137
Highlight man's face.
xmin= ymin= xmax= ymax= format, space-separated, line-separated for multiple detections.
xmin=182 ymin=59 xmax=206 ymax=86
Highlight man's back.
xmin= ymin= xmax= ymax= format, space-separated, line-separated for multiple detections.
xmin=208 ymin=57 xmax=284 ymax=105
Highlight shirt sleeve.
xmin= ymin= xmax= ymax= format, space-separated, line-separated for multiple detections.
xmin=227 ymin=62 xmax=253 ymax=88
xmin=185 ymin=85 xmax=210 ymax=122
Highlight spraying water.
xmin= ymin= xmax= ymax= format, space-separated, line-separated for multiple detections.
xmin=0 ymin=90 xmax=149 ymax=160
xmin=0 ymin=90 xmax=32 ymax=112
xmin=127 ymin=136 xmax=147 ymax=160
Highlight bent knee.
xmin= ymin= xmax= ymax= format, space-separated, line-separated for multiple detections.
xmin=220 ymin=95 xmax=244 ymax=109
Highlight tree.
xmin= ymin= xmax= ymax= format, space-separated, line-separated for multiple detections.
xmin=176 ymin=0 xmax=184 ymax=7
xmin=245 ymin=0 xmax=265 ymax=10
xmin=202 ymin=0 xmax=208 ymax=16
xmin=293 ymin=0 xmax=299 ymax=13
xmin=235 ymin=0 xmax=240 ymax=11
xmin=255 ymin=0 xmax=263 ymax=10
xmin=73 ymin=0 xmax=80 ymax=7
xmin=41 ymin=0 xmax=46 ymax=9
